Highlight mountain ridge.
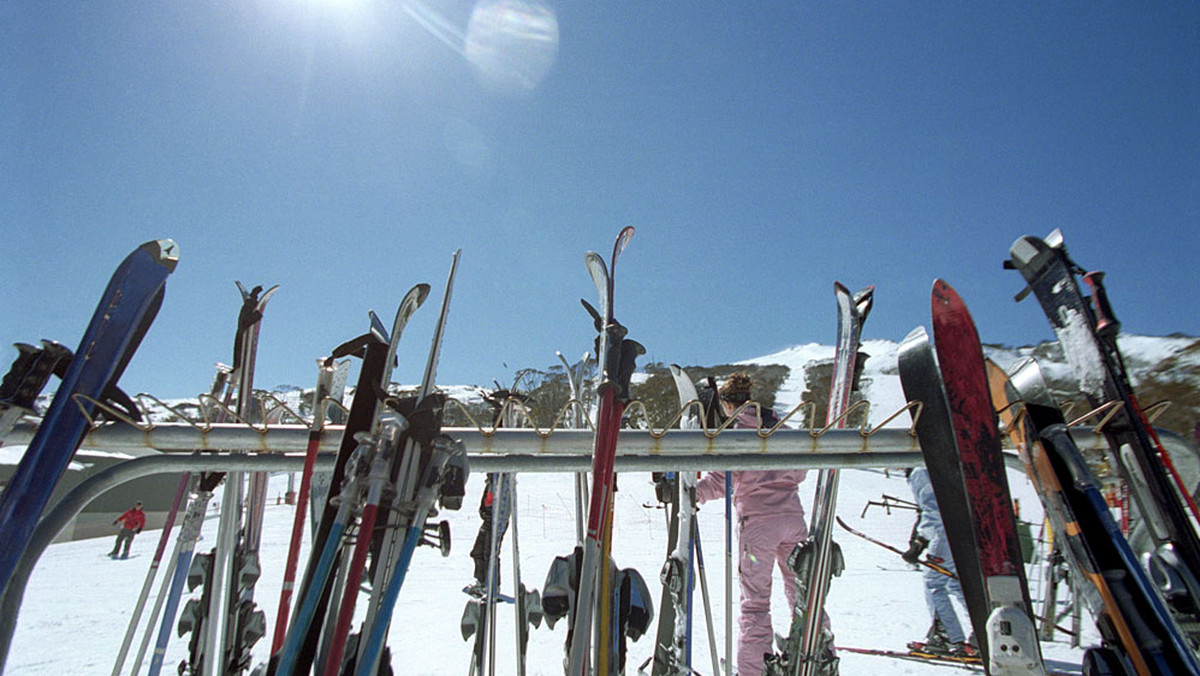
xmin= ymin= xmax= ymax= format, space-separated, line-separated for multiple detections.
xmin=83 ymin=332 xmax=1200 ymax=442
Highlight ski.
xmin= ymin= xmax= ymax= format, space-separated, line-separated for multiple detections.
xmin=1007 ymin=230 xmax=1200 ymax=622
xmin=270 ymin=356 xmax=351 ymax=654
xmin=214 ymin=281 xmax=280 ymax=676
xmin=643 ymin=364 xmax=722 ymax=676
xmin=930 ymin=279 xmax=1044 ymax=675
xmin=897 ymin=327 xmax=991 ymax=669
xmin=272 ymin=281 xmax=432 ymax=676
xmin=0 ymin=239 xmax=177 ymax=602
xmin=566 ymin=226 xmax=645 ymax=676
xmin=152 ymin=472 xmax=225 ymax=676
xmin=994 ymin=357 xmax=1200 ymax=675
xmin=146 ymin=365 xmax=235 ymax=676
xmin=556 ymin=350 xmax=592 ymax=545
xmin=465 ymin=392 xmax=518 ymax=676
xmin=237 ymin=283 xmax=282 ymax=563
xmin=462 ymin=385 xmax=543 ymax=676
xmin=466 ymin=470 xmax=513 ymax=676
xmin=351 ymin=250 xmax=468 ymax=676
xmin=767 ymin=282 xmax=873 ymax=676
xmin=507 ymin=475 xmax=544 ymax=676
xmin=178 ymin=284 xmax=277 ymax=676
xmin=837 ymin=645 xmax=983 ymax=671
xmin=833 ymin=516 xmax=956 ymax=578
xmin=673 ymin=367 xmax=723 ymax=676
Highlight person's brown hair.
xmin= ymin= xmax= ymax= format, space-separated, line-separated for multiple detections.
xmin=719 ymin=372 xmax=753 ymax=406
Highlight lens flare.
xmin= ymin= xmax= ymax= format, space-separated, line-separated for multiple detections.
xmin=464 ymin=0 xmax=559 ymax=94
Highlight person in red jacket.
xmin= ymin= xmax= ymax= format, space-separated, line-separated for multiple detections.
xmin=109 ymin=501 xmax=145 ymax=559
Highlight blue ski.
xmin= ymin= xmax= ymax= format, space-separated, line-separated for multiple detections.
xmin=0 ymin=239 xmax=178 ymax=600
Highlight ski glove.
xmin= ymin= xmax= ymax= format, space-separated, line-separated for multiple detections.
xmin=902 ymin=534 xmax=929 ymax=564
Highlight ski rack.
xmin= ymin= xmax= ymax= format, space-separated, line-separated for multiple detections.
xmin=1 ymin=394 xmax=1195 ymax=668
xmin=5 ymin=391 xmax=1178 ymax=473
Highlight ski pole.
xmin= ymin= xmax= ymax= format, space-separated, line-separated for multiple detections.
xmin=111 ymin=471 xmax=191 ymax=676
xmin=271 ymin=357 xmax=337 ymax=654
xmin=693 ymin=521 xmax=722 ymax=676
xmin=723 ymin=471 xmax=732 ymax=676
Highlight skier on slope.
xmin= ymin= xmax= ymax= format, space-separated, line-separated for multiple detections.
xmin=694 ymin=372 xmax=815 ymax=676
xmin=108 ymin=500 xmax=145 ymax=559
xmin=903 ymin=468 xmax=975 ymax=657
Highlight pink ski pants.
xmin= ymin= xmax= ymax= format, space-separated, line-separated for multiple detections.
xmin=737 ymin=511 xmax=808 ymax=676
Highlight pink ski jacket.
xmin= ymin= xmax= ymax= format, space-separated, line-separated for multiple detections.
xmin=694 ymin=407 xmax=808 ymax=518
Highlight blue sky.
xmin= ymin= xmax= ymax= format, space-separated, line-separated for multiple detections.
xmin=2 ymin=2 xmax=1197 ymax=398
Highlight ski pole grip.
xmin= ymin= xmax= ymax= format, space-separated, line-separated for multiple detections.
xmin=1081 ymin=271 xmax=1120 ymax=338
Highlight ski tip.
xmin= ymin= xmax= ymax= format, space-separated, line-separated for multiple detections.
xmin=901 ymin=325 xmax=929 ymax=347
xmin=855 ymin=285 xmax=875 ymax=320
xmin=584 ymin=249 xmax=606 ymax=270
xmin=1007 ymin=233 xmax=1059 ymax=273
xmin=615 ymin=225 xmax=635 ymax=252
xmin=407 ymin=283 xmax=433 ymax=308
xmin=368 ymin=309 xmax=390 ymax=344
xmin=930 ymin=278 xmax=959 ymax=311
xmin=141 ymin=239 xmax=180 ymax=272
xmin=259 ymin=284 xmax=282 ymax=306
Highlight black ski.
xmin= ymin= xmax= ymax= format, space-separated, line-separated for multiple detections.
xmin=1007 ymin=230 xmax=1200 ymax=623
xmin=995 ymin=357 xmax=1200 ymax=675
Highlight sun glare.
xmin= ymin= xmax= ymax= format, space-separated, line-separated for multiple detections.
xmin=464 ymin=0 xmax=559 ymax=93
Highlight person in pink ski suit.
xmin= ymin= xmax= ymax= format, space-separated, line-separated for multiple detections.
xmin=695 ymin=372 xmax=810 ymax=676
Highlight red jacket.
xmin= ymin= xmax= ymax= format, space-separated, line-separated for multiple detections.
xmin=116 ymin=508 xmax=145 ymax=531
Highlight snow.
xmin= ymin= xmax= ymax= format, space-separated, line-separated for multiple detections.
xmin=1116 ymin=334 xmax=1195 ymax=369
xmin=740 ymin=343 xmax=833 ymax=414
xmin=1053 ymin=308 xmax=1108 ymax=399
xmin=8 ymin=468 xmax=1091 ymax=674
